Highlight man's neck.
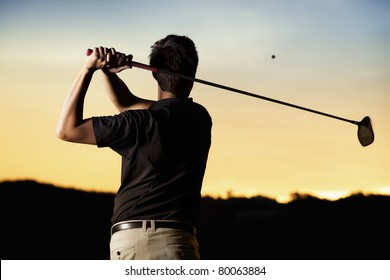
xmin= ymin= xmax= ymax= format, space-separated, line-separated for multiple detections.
xmin=158 ymin=88 xmax=177 ymax=100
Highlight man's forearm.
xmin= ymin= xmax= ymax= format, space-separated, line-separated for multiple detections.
xmin=102 ymin=72 xmax=154 ymax=111
xmin=102 ymin=72 xmax=137 ymax=112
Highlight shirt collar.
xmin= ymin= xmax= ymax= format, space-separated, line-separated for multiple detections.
xmin=149 ymin=98 xmax=193 ymax=111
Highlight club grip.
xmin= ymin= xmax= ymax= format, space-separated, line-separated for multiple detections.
xmin=85 ymin=48 xmax=157 ymax=72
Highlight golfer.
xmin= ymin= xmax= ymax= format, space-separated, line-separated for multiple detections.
xmin=56 ymin=35 xmax=212 ymax=259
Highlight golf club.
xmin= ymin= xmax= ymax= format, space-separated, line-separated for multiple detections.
xmin=86 ymin=49 xmax=374 ymax=147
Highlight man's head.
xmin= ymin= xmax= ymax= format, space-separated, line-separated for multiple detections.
xmin=149 ymin=35 xmax=198 ymax=98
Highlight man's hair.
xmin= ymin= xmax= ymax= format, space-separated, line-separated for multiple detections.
xmin=149 ymin=34 xmax=198 ymax=98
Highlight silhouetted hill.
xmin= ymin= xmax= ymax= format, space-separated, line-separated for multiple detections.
xmin=0 ymin=180 xmax=114 ymax=260
xmin=1 ymin=180 xmax=389 ymax=260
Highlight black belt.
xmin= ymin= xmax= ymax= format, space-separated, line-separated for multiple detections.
xmin=111 ymin=221 xmax=196 ymax=235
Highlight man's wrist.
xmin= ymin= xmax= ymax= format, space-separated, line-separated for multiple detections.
xmin=81 ymin=66 xmax=96 ymax=75
xmin=102 ymin=68 xmax=114 ymax=74
xmin=102 ymin=69 xmax=119 ymax=78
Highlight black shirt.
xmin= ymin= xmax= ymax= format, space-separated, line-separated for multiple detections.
xmin=92 ymin=98 xmax=212 ymax=226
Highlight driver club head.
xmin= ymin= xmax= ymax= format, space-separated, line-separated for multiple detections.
xmin=357 ymin=116 xmax=374 ymax=147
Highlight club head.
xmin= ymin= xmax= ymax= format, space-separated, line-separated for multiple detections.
xmin=357 ymin=116 xmax=374 ymax=147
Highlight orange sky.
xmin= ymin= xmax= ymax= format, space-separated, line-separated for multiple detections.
xmin=1 ymin=0 xmax=389 ymax=202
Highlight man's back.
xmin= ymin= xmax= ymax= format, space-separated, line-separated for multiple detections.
xmin=93 ymin=98 xmax=212 ymax=226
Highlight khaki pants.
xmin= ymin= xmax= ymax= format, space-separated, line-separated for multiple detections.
xmin=110 ymin=221 xmax=200 ymax=260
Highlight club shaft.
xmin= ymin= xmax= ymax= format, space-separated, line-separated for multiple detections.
xmin=130 ymin=60 xmax=358 ymax=125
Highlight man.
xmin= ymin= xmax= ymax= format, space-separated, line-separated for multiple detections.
xmin=56 ymin=35 xmax=212 ymax=260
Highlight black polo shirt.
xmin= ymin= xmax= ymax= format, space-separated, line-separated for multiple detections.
xmin=92 ymin=98 xmax=212 ymax=226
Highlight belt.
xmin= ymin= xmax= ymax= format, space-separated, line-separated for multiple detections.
xmin=111 ymin=220 xmax=196 ymax=235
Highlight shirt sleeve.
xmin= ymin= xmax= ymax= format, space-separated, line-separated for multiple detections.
xmin=92 ymin=110 xmax=152 ymax=153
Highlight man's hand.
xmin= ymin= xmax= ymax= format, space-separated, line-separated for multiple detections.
xmin=85 ymin=47 xmax=133 ymax=73
xmin=105 ymin=47 xmax=133 ymax=73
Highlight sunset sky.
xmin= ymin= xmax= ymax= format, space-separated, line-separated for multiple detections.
xmin=1 ymin=0 xmax=389 ymax=202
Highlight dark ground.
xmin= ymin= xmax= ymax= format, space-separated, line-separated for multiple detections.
xmin=1 ymin=180 xmax=389 ymax=260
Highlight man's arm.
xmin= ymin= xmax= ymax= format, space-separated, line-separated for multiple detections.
xmin=102 ymin=72 xmax=153 ymax=112
xmin=103 ymin=48 xmax=154 ymax=112
xmin=56 ymin=67 xmax=96 ymax=144
xmin=56 ymin=47 xmax=111 ymax=144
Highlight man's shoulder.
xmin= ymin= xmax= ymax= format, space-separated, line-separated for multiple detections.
xmin=116 ymin=108 xmax=154 ymax=123
xmin=191 ymin=100 xmax=211 ymax=120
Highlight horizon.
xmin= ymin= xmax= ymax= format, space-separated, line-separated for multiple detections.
xmin=2 ymin=178 xmax=389 ymax=204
